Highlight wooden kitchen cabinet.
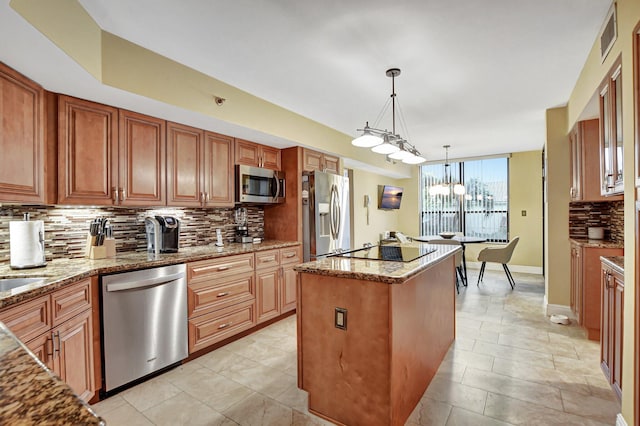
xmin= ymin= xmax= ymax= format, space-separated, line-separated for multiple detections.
xmin=599 ymin=56 xmax=623 ymax=196
xmin=303 ymin=148 xmax=340 ymax=174
xmin=235 ymin=138 xmax=281 ymax=170
xmin=569 ymin=119 xmax=619 ymax=202
xmin=167 ymin=123 xmax=234 ymax=207
xmin=0 ymin=278 xmax=97 ymax=402
xmin=187 ymin=254 xmax=256 ymax=354
xmin=0 ymin=62 xmax=55 ymax=203
xmin=59 ymin=97 xmax=166 ymax=205
xmin=601 ymin=259 xmax=624 ymax=400
xmin=569 ymin=241 xmax=623 ymax=340
xmin=256 ymin=246 xmax=302 ymax=323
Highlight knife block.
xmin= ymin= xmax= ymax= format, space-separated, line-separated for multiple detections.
xmin=85 ymin=234 xmax=116 ymax=259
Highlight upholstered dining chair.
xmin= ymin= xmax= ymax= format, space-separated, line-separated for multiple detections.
xmin=476 ymin=236 xmax=520 ymax=289
xmin=428 ymin=239 xmax=465 ymax=293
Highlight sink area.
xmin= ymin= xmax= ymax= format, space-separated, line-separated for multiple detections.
xmin=0 ymin=277 xmax=47 ymax=292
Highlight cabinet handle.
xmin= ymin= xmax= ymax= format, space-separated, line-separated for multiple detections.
xmin=217 ymin=292 xmax=230 ymax=298
xmin=120 ymin=188 xmax=126 ymax=202
xmin=113 ymin=187 xmax=119 ymax=203
xmin=205 ymin=192 xmax=209 ymax=203
xmin=52 ymin=331 xmax=60 ymax=357
xmin=284 ymin=253 xmax=296 ymax=258
xmin=46 ymin=335 xmax=54 ymax=359
xmin=262 ymin=256 xmax=276 ymax=263
xmin=200 ymin=192 xmax=205 ymax=204
xmin=218 ymin=322 xmax=232 ymax=329
xmin=217 ymin=266 xmax=230 ymax=271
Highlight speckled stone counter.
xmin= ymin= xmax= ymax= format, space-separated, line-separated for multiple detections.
xmin=0 ymin=322 xmax=104 ymax=425
xmin=294 ymin=243 xmax=460 ymax=284
xmin=601 ymin=255 xmax=624 ymax=274
xmin=0 ymin=240 xmax=299 ymax=309
xmin=570 ymin=238 xmax=623 ymax=249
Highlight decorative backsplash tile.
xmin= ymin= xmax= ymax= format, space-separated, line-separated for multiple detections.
xmin=569 ymin=201 xmax=624 ymax=243
xmin=0 ymin=205 xmax=264 ymax=264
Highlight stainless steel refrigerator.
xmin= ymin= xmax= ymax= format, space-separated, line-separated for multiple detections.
xmin=302 ymin=170 xmax=351 ymax=261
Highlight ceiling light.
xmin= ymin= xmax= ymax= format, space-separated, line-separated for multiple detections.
xmin=352 ymin=68 xmax=425 ymax=165
xmin=428 ymin=145 xmax=465 ymax=195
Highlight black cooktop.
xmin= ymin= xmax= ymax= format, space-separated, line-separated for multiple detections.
xmin=336 ymin=244 xmax=436 ymax=262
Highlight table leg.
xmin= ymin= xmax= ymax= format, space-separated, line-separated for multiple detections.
xmin=461 ymin=244 xmax=469 ymax=286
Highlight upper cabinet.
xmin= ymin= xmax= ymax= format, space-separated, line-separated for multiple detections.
xmin=235 ymin=138 xmax=281 ymax=170
xmin=0 ymin=62 xmax=55 ymax=203
xmin=303 ymin=148 xmax=340 ymax=174
xmin=167 ymin=122 xmax=234 ymax=207
xmin=599 ymin=56 xmax=623 ymax=196
xmin=58 ymin=97 xmax=166 ymax=206
xmin=569 ymin=119 xmax=620 ymax=202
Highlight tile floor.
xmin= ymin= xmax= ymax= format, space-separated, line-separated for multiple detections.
xmin=91 ymin=269 xmax=621 ymax=425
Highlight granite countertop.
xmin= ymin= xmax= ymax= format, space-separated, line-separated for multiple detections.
xmin=0 ymin=240 xmax=300 ymax=309
xmin=294 ymin=243 xmax=460 ymax=284
xmin=0 ymin=322 xmax=104 ymax=425
xmin=601 ymin=256 xmax=624 ymax=274
xmin=569 ymin=238 xmax=624 ymax=249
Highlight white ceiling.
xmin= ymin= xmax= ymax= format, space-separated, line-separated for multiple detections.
xmin=1 ymin=0 xmax=611 ymax=162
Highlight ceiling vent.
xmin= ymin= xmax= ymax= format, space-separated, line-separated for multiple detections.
xmin=600 ymin=3 xmax=617 ymax=62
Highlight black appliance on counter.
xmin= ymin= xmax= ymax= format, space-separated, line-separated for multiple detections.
xmin=145 ymin=216 xmax=180 ymax=253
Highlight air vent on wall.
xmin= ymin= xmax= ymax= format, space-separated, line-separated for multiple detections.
xmin=600 ymin=3 xmax=617 ymax=62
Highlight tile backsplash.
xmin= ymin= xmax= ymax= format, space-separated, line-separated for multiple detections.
xmin=0 ymin=205 xmax=264 ymax=264
xmin=569 ymin=201 xmax=624 ymax=243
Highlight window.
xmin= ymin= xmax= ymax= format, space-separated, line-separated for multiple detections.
xmin=420 ymin=157 xmax=509 ymax=242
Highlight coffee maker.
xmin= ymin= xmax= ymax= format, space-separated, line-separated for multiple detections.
xmin=145 ymin=216 xmax=180 ymax=253
xmin=234 ymin=207 xmax=252 ymax=243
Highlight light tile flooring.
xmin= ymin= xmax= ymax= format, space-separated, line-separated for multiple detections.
xmin=92 ymin=270 xmax=621 ymax=425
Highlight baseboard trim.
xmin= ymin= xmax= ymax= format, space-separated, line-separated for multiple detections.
xmin=466 ymin=261 xmax=543 ymax=275
xmin=616 ymin=413 xmax=627 ymax=426
xmin=545 ymin=303 xmax=575 ymax=319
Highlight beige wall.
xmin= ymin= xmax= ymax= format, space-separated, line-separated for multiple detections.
xmin=543 ymin=108 xmax=570 ymax=307
xmin=562 ymin=0 xmax=639 ymax=420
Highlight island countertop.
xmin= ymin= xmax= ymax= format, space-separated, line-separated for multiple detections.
xmin=294 ymin=243 xmax=460 ymax=284
xmin=0 ymin=240 xmax=300 ymax=309
xmin=0 ymin=321 xmax=104 ymax=425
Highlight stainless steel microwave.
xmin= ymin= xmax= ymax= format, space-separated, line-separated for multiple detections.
xmin=236 ymin=165 xmax=285 ymax=204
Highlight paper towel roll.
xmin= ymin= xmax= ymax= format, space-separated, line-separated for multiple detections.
xmin=10 ymin=220 xmax=46 ymax=268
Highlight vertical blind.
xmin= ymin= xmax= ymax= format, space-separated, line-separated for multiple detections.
xmin=420 ymin=157 xmax=509 ymax=242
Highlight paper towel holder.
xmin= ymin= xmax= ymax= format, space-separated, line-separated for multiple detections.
xmin=10 ymin=212 xmax=47 ymax=269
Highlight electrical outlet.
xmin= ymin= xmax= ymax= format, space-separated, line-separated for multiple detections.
xmin=521 ymin=210 xmax=527 ymax=216
xmin=335 ymin=307 xmax=347 ymax=330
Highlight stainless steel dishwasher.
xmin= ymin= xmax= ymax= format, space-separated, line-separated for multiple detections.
xmin=101 ymin=264 xmax=187 ymax=392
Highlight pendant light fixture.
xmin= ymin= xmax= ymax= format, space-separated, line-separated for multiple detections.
xmin=428 ymin=145 xmax=466 ymax=196
xmin=352 ymin=68 xmax=426 ymax=164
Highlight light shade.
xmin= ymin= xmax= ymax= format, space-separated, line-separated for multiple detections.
xmin=388 ymin=148 xmax=414 ymax=160
xmin=352 ymin=132 xmax=383 ymax=148
xmin=402 ymin=154 xmax=426 ymax=164
xmin=371 ymin=139 xmax=400 ymax=154
xmin=453 ymin=183 xmax=466 ymax=195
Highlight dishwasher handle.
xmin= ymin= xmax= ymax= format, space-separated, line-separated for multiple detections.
xmin=105 ymin=272 xmax=185 ymax=292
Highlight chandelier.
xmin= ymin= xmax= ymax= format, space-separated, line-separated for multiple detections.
xmin=428 ymin=145 xmax=466 ymax=196
xmin=351 ymin=68 xmax=426 ymax=165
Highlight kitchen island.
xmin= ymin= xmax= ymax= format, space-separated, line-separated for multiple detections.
xmin=294 ymin=243 xmax=459 ymax=426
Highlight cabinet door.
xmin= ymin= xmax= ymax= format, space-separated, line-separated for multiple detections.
xmin=167 ymin=122 xmax=204 ymax=206
xmin=281 ymin=265 xmax=297 ymax=313
xmin=235 ymin=139 xmax=260 ymax=167
xmin=256 ymin=268 xmax=280 ymax=323
xmin=612 ymin=273 xmax=624 ymax=398
xmin=570 ymin=245 xmax=582 ymax=324
xmin=569 ymin=126 xmax=581 ymax=201
xmin=303 ymin=149 xmax=323 ymax=172
xmin=53 ymin=309 xmax=95 ymax=402
xmin=260 ymin=145 xmax=281 ymax=170
xmin=600 ymin=267 xmax=612 ymax=381
xmin=204 ymin=131 xmax=234 ymax=206
xmin=0 ymin=62 xmax=46 ymax=203
xmin=323 ymin=154 xmax=340 ymax=174
xmin=58 ymin=96 xmax=118 ymax=205
xmin=25 ymin=332 xmax=53 ymax=369
xmin=119 ymin=110 xmax=166 ymax=206
xmin=188 ymin=300 xmax=255 ymax=353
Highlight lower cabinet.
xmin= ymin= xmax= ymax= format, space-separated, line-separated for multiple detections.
xmin=256 ymin=246 xmax=302 ymax=324
xmin=187 ymin=254 xmax=257 ymax=354
xmin=600 ymin=259 xmax=624 ymax=400
xmin=569 ymin=241 xmax=622 ymax=340
xmin=0 ymin=278 xmax=96 ymax=402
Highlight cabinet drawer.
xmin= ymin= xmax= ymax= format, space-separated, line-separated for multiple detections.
xmin=188 ymin=254 xmax=254 ymax=281
xmin=280 ymin=246 xmax=302 ymax=265
xmin=255 ymin=249 xmax=280 ymax=270
xmin=188 ymin=274 xmax=255 ymax=317
xmin=0 ymin=295 xmax=50 ymax=342
xmin=188 ymin=300 xmax=255 ymax=353
xmin=52 ymin=279 xmax=92 ymax=327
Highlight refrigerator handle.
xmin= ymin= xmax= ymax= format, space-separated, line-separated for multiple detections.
xmin=330 ymin=184 xmax=340 ymax=240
